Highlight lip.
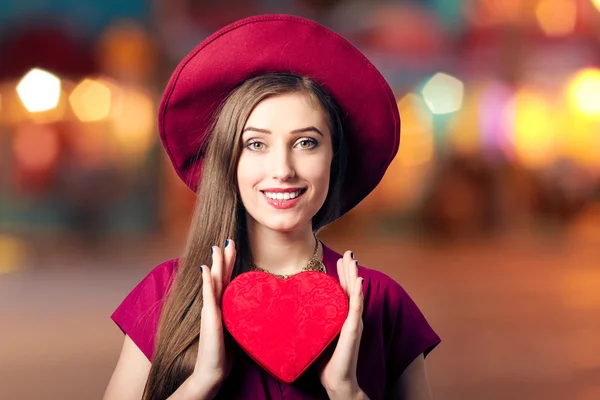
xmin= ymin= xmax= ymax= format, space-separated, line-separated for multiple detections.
xmin=261 ymin=189 xmax=306 ymax=210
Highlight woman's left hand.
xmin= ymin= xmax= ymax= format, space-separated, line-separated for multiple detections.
xmin=317 ymin=250 xmax=368 ymax=400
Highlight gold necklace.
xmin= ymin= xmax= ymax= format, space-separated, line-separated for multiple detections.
xmin=249 ymin=236 xmax=326 ymax=279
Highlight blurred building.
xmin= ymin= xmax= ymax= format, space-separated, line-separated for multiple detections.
xmin=1 ymin=0 xmax=600 ymax=248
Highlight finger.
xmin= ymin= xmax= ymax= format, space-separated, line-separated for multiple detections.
xmin=200 ymin=265 xmax=219 ymax=330
xmin=334 ymin=276 xmax=364 ymax=370
xmin=199 ymin=265 xmax=223 ymax=367
xmin=344 ymin=250 xmax=354 ymax=297
xmin=337 ymin=258 xmax=347 ymax=293
xmin=197 ymin=265 xmax=209 ymax=366
xmin=201 ymin=265 xmax=218 ymax=312
xmin=349 ymin=254 xmax=358 ymax=295
xmin=222 ymin=239 xmax=237 ymax=288
xmin=211 ymin=246 xmax=224 ymax=303
xmin=342 ymin=276 xmax=364 ymax=340
xmin=350 ymin=276 xmax=364 ymax=365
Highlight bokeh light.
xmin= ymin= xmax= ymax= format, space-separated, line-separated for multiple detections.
xmin=421 ymin=72 xmax=464 ymax=115
xmin=13 ymin=123 xmax=60 ymax=171
xmin=397 ymin=93 xmax=435 ymax=167
xmin=69 ymin=78 xmax=112 ymax=122
xmin=477 ymin=81 xmax=514 ymax=155
xmin=567 ymin=68 xmax=600 ymax=117
xmin=536 ymin=0 xmax=577 ymax=37
xmin=510 ymin=88 xmax=557 ymax=168
xmin=0 ymin=235 xmax=27 ymax=275
xmin=16 ymin=68 xmax=62 ymax=113
xmin=96 ymin=20 xmax=156 ymax=81
xmin=447 ymin=85 xmax=481 ymax=156
xmin=555 ymin=106 xmax=600 ymax=168
xmin=110 ymin=87 xmax=155 ymax=159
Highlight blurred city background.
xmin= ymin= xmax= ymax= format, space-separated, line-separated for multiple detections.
xmin=1 ymin=0 xmax=600 ymax=399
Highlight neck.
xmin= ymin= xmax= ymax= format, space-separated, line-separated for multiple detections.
xmin=246 ymin=218 xmax=319 ymax=276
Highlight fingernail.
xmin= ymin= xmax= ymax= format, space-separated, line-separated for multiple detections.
xmin=355 ymin=260 xmax=358 ymax=267
xmin=350 ymin=252 xmax=354 ymax=259
xmin=361 ymin=277 xmax=364 ymax=285
xmin=200 ymin=266 xmax=203 ymax=272
xmin=225 ymin=239 xmax=230 ymax=247
xmin=211 ymin=247 xmax=214 ymax=254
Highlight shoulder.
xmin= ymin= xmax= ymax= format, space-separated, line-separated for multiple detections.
xmin=358 ymin=263 xmax=405 ymax=299
xmin=120 ymin=258 xmax=179 ymax=305
xmin=356 ymin=263 xmax=419 ymax=326
xmin=322 ymin=243 xmax=407 ymax=305
xmin=110 ymin=258 xmax=180 ymax=361
xmin=141 ymin=258 xmax=180 ymax=291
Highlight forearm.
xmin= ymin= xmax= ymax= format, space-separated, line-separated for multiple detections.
xmin=166 ymin=373 xmax=221 ymax=400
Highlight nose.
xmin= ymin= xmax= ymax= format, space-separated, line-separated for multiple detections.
xmin=269 ymin=146 xmax=296 ymax=182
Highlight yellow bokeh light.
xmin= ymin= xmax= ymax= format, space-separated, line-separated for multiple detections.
xmin=397 ymin=94 xmax=435 ymax=167
xmin=568 ymin=68 xmax=600 ymax=116
xmin=16 ymin=68 xmax=61 ymax=112
xmin=422 ymin=72 xmax=464 ymax=115
xmin=110 ymin=87 xmax=155 ymax=159
xmin=591 ymin=0 xmax=600 ymax=12
xmin=69 ymin=78 xmax=112 ymax=122
xmin=554 ymin=106 xmax=600 ymax=167
xmin=536 ymin=0 xmax=576 ymax=37
xmin=510 ymin=89 xmax=557 ymax=168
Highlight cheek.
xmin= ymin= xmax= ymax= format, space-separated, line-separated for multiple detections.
xmin=236 ymin=157 xmax=258 ymax=196
xmin=303 ymin=156 xmax=332 ymax=192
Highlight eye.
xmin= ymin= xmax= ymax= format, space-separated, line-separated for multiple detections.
xmin=246 ymin=140 xmax=266 ymax=151
xmin=295 ymin=138 xmax=318 ymax=149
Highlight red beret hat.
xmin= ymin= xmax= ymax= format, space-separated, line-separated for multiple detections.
xmin=158 ymin=14 xmax=400 ymax=216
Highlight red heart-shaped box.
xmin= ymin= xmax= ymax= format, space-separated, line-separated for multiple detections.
xmin=222 ymin=271 xmax=349 ymax=383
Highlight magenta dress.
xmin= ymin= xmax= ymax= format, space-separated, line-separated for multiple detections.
xmin=111 ymin=244 xmax=441 ymax=399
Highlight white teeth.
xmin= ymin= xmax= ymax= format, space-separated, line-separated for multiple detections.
xmin=264 ymin=190 xmax=302 ymax=200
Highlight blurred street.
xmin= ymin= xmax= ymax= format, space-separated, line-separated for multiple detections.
xmin=1 ymin=232 xmax=599 ymax=400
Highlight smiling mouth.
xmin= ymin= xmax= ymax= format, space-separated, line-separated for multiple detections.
xmin=260 ymin=189 xmax=307 ymax=201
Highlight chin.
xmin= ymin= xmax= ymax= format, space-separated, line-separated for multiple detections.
xmin=262 ymin=217 xmax=305 ymax=233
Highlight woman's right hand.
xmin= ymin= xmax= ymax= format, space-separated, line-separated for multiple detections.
xmin=190 ymin=239 xmax=236 ymax=397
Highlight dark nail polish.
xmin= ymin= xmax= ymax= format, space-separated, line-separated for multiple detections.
xmin=225 ymin=239 xmax=230 ymax=247
xmin=361 ymin=278 xmax=364 ymax=285
xmin=200 ymin=266 xmax=203 ymax=272
xmin=355 ymin=260 xmax=358 ymax=267
xmin=351 ymin=252 xmax=354 ymax=259
xmin=211 ymin=247 xmax=214 ymax=254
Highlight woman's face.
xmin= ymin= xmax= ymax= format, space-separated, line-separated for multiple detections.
xmin=237 ymin=92 xmax=333 ymax=233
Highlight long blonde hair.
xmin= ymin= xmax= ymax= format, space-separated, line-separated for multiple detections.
xmin=143 ymin=73 xmax=348 ymax=399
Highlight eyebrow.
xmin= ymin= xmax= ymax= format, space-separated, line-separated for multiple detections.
xmin=242 ymin=126 xmax=324 ymax=137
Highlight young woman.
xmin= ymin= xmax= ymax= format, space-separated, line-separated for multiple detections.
xmin=104 ymin=15 xmax=440 ymax=400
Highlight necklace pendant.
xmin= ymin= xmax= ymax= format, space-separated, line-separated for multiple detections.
xmin=305 ymin=258 xmax=326 ymax=274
